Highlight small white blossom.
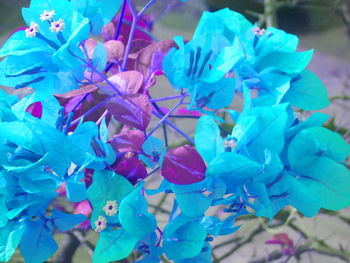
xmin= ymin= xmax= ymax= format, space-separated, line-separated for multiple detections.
xmin=25 ymin=22 xmax=39 ymax=38
xmin=50 ymin=18 xmax=65 ymax=33
xmin=103 ymin=200 xmax=118 ymax=216
xmin=252 ymin=26 xmax=266 ymax=37
xmin=223 ymin=139 xmax=237 ymax=150
xmin=40 ymin=10 xmax=55 ymax=22
xmin=94 ymin=216 xmax=107 ymax=232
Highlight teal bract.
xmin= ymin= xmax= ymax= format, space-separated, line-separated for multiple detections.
xmin=0 ymin=92 xmax=89 ymax=262
xmin=163 ymin=8 xmax=329 ymax=113
xmin=0 ymin=1 xmax=349 ymax=262
xmin=71 ymin=0 xmax=123 ymax=35
xmin=0 ymin=0 xmax=91 ymax=117
xmin=162 ymin=9 xmax=245 ymax=110
xmin=87 ymin=171 xmax=157 ymax=262
xmin=196 ymin=106 xmax=350 ymax=220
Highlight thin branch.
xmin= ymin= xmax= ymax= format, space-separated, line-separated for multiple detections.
xmin=72 ymin=230 xmax=95 ymax=259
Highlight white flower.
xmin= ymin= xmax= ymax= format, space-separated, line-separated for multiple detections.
xmin=94 ymin=216 xmax=107 ymax=232
xmin=103 ymin=200 xmax=118 ymax=216
xmin=252 ymin=26 xmax=266 ymax=37
xmin=50 ymin=18 xmax=65 ymax=33
xmin=40 ymin=10 xmax=55 ymax=22
xmin=223 ymin=139 xmax=237 ymax=150
xmin=25 ymin=22 xmax=39 ymax=38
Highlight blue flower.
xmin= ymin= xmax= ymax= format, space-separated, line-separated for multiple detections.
xmin=87 ymin=170 xmax=157 ymax=263
xmin=71 ymin=0 xmax=122 ymax=35
xmin=196 ymin=104 xmax=350 ymax=220
xmin=162 ymin=10 xmax=244 ymax=110
xmin=0 ymin=91 xmax=120 ymax=262
xmin=174 ymin=8 xmax=330 ymax=111
xmin=0 ymin=0 xmax=91 ymax=116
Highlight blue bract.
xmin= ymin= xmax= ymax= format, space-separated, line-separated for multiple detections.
xmin=0 ymin=0 xmax=122 ymax=118
xmin=162 ymin=11 xmax=244 ymax=110
xmin=0 ymin=1 xmax=349 ymax=262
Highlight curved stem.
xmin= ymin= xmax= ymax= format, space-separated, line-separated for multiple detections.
xmin=115 ymin=0 xmax=128 ymax=40
xmin=96 ymin=109 xmax=109 ymax=125
xmin=122 ymin=0 xmax=156 ymax=71
xmin=150 ymin=94 xmax=188 ymax=103
xmin=153 ymin=110 xmax=195 ymax=145
xmin=70 ymin=95 xmax=116 ymax=126
xmin=146 ymin=97 xmax=184 ymax=139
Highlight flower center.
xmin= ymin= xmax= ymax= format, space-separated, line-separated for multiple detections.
xmin=187 ymin=47 xmax=213 ymax=80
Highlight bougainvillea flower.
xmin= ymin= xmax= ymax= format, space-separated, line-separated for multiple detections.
xmin=0 ymin=0 xmax=91 ymax=116
xmin=0 ymin=93 xmax=88 ymax=263
xmin=87 ymin=170 xmax=157 ymax=262
xmin=189 ymin=8 xmax=330 ymax=111
xmin=197 ymin=102 xmax=350 ymax=220
xmin=71 ymin=0 xmax=122 ymax=35
xmin=163 ymin=18 xmax=244 ymax=109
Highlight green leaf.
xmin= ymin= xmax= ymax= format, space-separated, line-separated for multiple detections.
xmin=119 ymin=185 xmax=157 ymax=236
xmin=288 ymin=127 xmax=350 ymax=168
xmin=282 ymin=70 xmax=329 ymax=110
xmin=257 ymin=50 xmax=313 ymax=74
xmin=295 ymin=156 xmax=350 ymax=211
xmin=163 ymin=221 xmax=207 ymax=260
xmin=92 ymin=229 xmax=139 ymax=263
xmin=206 ymin=152 xmax=261 ymax=192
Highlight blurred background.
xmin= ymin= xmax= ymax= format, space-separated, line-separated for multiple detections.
xmin=1 ymin=0 xmax=350 ymax=262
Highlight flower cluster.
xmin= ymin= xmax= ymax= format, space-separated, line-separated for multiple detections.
xmin=0 ymin=0 xmax=349 ymax=263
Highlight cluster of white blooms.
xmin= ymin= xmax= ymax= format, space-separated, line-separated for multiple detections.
xmin=26 ymin=9 xmax=65 ymax=38
xmin=94 ymin=200 xmax=118 ymax=232
xmin=252 ymin=26 xmax=267 ymax=37
xmin=223 ymin=138 xmax=237 ymax=151
xmin=25 ymin=22 xmax=39 ymax=38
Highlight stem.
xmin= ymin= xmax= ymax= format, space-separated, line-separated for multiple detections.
xmin=122 ymin=1 xmax=138 ymax=71
xmin=68 ymin=93 xmax=89 ymax=115
xmin=149 ymin=94 xmax=188 ymax=103
xmin=138 ymin=0 xmax=156 ymax=17
xmin=148 ymin=166 xmax=160 ymax=176
xmin=70 ymin=95 xmax=115 ymax=126
xmin=71 ymin=230 xmax=94 ymax=258
xmin=153 ymin=194 xmax=168 ymax=215
xmin=152 ymin=110 xmax=195 ymax=145
xmin=329 ymin=95 xmax=350 ymax=102
xmin=115 ymin=0 xmax=127 ymax=40
xmin=146 ymin=97 xmax=184 ymax=139
xmin=84 ymin=78 xmax=113 ymax=97
xmin=78 ymin=43 xmax=123 ymax=95
xmin=168 ymin=115 xmax=200 ymax=119
xmin=156 ymin=227 xmax=163 ymax=246
xmin=55 ymin=233 xmax=80 ymax=263
xmin=264 ymin=0 xmax=277 ymax=27
xmin=96 ymin=109 xmax=109 ymax=125
xmin=163 ymin=122 xmax=168 ymax=147
xmin=104 ymin=0 xmax=128 ymax=74
xmin=217 ymin=225 xmax=265 ymax=261
xmin=121 ymin=19 xmax=158 ymax=41
xmin=122 ymin=0 xmax=156 ymax=71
